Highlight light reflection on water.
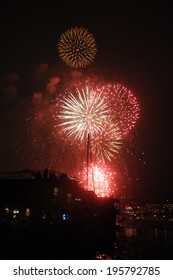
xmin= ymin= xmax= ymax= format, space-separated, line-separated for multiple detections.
xmin=95 ymin=225 xmax=173 ymax=260
xmin=124 ymin=227 xmax=137 ymax=238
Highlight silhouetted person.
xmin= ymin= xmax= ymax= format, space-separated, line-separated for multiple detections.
xmin=43 ymin=167 xmax=49 ymax=180
xmin=49 ymin=171 xmax=57 ymax=184
xmin=34 ymin=171 xmax=42 ymax=182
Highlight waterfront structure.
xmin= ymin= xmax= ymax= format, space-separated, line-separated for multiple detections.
xmin=0 ymin=169 xmax=119 ymax=228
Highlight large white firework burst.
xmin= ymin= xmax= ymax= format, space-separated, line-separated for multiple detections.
xmin=58 ymin=85 xmax=110 ymax=141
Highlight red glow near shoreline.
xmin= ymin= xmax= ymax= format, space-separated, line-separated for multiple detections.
xmin=79 ymin=162 xmax=117 ymax=198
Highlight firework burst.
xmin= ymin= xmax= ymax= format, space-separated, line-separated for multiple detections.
xmin=100 ymin=83 xmax=140 ymax=135
xmin=27 ymin=69 xmax=140 ymax=198
xmin=57 ymin=84 xmax=110 ymax=141
xmin=58 ymin=27 xmax=97 ymax=68
xmin=91 ymin=121 xmax=122 ymax=162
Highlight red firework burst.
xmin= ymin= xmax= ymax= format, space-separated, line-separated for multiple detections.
xmin=96 ymin=83 xmax=140 ymax=135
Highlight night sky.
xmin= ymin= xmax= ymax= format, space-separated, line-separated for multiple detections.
xmin=0 ymin=2 xmax=172 ymax=198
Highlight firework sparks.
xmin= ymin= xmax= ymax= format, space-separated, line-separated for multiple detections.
xmin=79 ymin=162 xmax=116 ymax=197
xmin=91 ymin=121 xmax=122 ymax=162
xmin=28 ymin=71 xmax=140 ymax=198
xmin=58 ymin=27 xmax=97 ymax=68
xmin=101 ymin=83 xmax=140 ymax=135
xmin=58 ymin=84 xmax=110 ymax=141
